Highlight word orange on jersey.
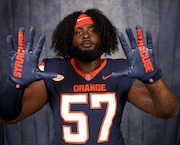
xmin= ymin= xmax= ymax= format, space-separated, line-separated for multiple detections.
xmin=73 ymin=84 xmax=106 ymax=92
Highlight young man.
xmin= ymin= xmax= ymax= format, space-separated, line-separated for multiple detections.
xmin=0 ymin=8 xmax=179 ymax=145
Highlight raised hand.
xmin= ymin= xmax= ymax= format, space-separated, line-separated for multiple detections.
xmin=118 ymin=25 xmax=161 ymax=83
xmin=7 ymin=26 xmax=60 ymax=87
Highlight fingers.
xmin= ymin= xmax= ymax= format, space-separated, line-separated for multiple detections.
xmin=118 ymin=33 xmax=130 ymax=56
xmin=7 ymin=35 xmax=16 ymax=59
xmin=135 ymin=26 xmax=154 ymax=73
xmin=34 ymin=33 xmax=46 ymax=56
xmin=9 ymin=26 xmax=45 ymax=56
xmin=17 ymin=26 xmax=44 ymax=55
xmin=136 ymin=25 xmax=146 ymax=50
xmin=26 ymin=26 xmax=35 ymax=52
xmin=7 ymin=35 xmax=14 ymax=51
xmin=122 ymin=25 xmax=152 ymax=50
xmin=146 ymin=30 xmax=153 ymax=50
xmin=126 ymin=27 xmax=137 ymax=49
xmin=18 ymin=27 xmax=25 ymax=52
xmin=136 ymin=26 xmax=153 ymax=52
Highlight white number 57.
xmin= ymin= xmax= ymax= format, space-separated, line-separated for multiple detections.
xmin=60 ymin=93 xmax=117 ymax=144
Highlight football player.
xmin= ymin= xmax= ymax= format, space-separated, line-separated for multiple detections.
xmin=0 ymin=8 xmax=179 ymax=145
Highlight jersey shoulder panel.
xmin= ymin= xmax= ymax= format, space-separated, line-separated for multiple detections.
xmin=106 ymin=58 xmax=131 ymax=69
xmin=42 ymin=58 xmax=70 ymax=73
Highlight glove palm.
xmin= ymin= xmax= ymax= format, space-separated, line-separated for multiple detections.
xmin=7 ymin=26 xmax=58 ymax=87
xmin=118 ymin=26 xmax=161 ymax=83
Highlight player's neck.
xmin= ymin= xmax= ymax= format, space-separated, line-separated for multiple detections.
xmin=74 ymin=58 xmax=101 ymax=73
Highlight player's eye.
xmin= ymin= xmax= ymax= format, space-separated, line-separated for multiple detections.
xmin=75 ymin=30 xmax=83 ymax=35
xmin=88 ymin=27 xmax=96 ymax=34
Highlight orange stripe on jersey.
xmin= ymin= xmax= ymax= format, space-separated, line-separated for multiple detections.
xmin=70 ymin=58 xmax=107 ymax=81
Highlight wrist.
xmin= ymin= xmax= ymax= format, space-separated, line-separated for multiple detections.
xmin=143 ymin=69 xmax=162 ymax=84
xmin=0 ymin=77 xmax=26 ymax=121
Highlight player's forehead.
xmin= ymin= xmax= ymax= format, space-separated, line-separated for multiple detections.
xmin=74 ymin=24 xmax=95 ymax=31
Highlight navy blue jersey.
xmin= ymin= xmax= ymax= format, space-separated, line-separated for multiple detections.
xmin=43 ymin=58 xmax=135 ymax=145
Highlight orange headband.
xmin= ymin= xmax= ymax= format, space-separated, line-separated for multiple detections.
xmin=74 ymin=14 xmax=94 ymax=29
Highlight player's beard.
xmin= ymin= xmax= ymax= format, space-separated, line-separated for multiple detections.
xmin=70 ymin=43 xmax=104 ymax=62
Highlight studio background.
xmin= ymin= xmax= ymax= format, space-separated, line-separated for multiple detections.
xmin=0 ymin=0 xmax=180 ymax=145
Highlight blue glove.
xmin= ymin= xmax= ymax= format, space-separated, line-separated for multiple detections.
xmin=118 ymin=25 xmax=161 ymax=84
xmin=0 ymin=26 xmax=62 ymax=121
xmin=7 ymin=26 xmax=58 ymax=87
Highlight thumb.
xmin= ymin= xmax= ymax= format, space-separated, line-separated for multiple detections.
xmin=112 ymin=66 xmax=133 ymax=78
xmin=36 ymin=71 xmax=64 ymax=81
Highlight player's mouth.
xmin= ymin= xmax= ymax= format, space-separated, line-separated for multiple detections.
xmin=81 ymin=40 xmax=93 ymax=48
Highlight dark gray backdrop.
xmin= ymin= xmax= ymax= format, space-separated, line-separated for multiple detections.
xmin=0 ymin=0 xmax=180 ymax=145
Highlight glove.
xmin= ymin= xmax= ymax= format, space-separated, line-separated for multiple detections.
xmin=7 ymin=26 xmax=58 ymax=87
xmin=118 ymin=25 xmax=162 ymax=84
xmin=0 ymin=26 xmax=61 ymax=121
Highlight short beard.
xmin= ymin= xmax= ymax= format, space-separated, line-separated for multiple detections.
xmin=70 ymin=43 xmax=104 ymax=62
